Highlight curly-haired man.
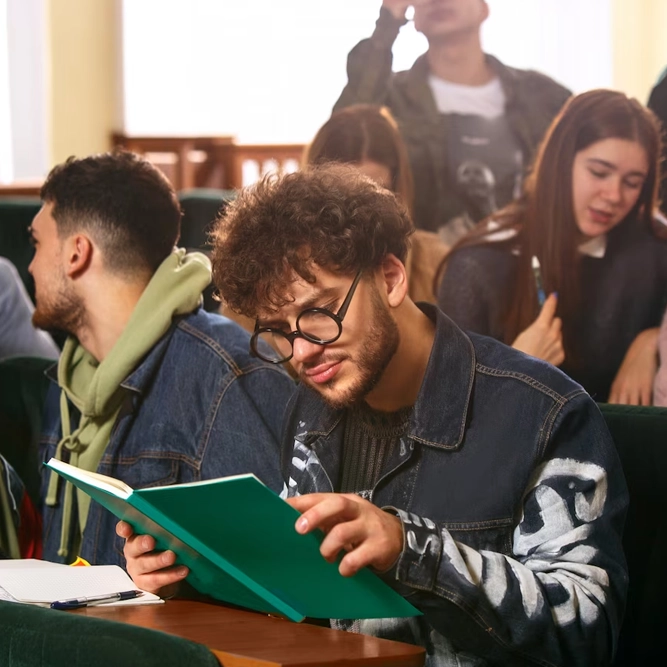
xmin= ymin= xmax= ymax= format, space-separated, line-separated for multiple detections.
xmin=121 ymin=164 xmax=628 ymax=667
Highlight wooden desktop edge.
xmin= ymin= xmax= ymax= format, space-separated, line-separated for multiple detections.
xmin=77 ymin=599 xmax=425 ymax=667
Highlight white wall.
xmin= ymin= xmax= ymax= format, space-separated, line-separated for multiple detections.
xmin=121 ymin=0 xmax=615 ymax=144
xmin=482 ymin=0 xmax=613 ymax=93
xmin=122 ymin=0 xmax=394 ymax=142
xmin=0 ymin=0 xmax=651 ymax=180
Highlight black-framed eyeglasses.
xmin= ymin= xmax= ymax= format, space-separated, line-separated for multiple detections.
xmin=250 ymin=270 xmax=363 ymax=364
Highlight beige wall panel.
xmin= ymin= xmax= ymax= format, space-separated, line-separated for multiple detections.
xmin=47 ymin=0 xmax=119 ymax=166
xmin=612 ymin=0 xmax=667 ymax=102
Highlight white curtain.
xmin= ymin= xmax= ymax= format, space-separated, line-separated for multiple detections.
xmin=2 ymin=0 xmax=49 ymax=181
xmin=0 ymin=0 xmax=13 ymax=183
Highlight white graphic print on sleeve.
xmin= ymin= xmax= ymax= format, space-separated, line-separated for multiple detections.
xmin=512 ymin=457 xmax=610 ymax=625
xmin=399 ymin=457 xmax=611 ymax=628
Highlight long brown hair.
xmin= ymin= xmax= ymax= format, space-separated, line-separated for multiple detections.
xmin=303 ymin=104 xmax=415 ymax=216
xmin=451 ymin=89 xmax=662 ymax=355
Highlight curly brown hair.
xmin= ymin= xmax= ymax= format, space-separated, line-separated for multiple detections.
xmin=210 ymin=163 xmax=413 ymax=317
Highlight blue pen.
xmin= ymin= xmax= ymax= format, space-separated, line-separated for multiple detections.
xmin=531 ymin=256 xmax=546 ymax=307
xmin=50 ymin=589 xmax=143 ymax=610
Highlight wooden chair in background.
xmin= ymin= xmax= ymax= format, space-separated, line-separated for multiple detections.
xmin=111 ymin=133 xmax=236 ymax=191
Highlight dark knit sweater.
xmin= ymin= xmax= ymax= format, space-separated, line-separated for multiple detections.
xmin=437 ymin=219 xmax=667 ymax=401
xmin=339 ymin=403 xmax=412 ymax=495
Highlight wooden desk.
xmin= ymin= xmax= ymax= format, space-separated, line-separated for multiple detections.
xmin=79 ymin=600 xmax=425 ymax=667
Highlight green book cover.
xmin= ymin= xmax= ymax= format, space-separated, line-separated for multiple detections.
xmin=45 ymin=458 xmax=421 ymax=622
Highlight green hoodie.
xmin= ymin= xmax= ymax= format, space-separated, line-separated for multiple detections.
xmin=46 ymin=248 xmax=212 ymax=559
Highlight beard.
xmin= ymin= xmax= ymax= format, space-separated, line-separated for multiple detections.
xmin=301 ymin=283 xmax=400 ymax=410
xmin=32 ymin=277 xmax=85 ymax=335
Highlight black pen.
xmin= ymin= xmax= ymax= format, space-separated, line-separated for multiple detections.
xmin=50 ymin=589 xmax=143 ymax=610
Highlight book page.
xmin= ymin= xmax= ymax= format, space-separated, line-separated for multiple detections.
xmin=46 ymin=458 xmax=133 ymax=497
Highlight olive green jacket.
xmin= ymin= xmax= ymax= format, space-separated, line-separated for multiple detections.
xmin=333 ymin=9 xmax=572 ymax=234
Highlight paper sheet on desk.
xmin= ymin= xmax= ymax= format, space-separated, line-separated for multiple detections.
xmin=0 ymin=559 xmax=163 ymax=606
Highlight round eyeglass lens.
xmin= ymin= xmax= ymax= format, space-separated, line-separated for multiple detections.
xmin=297 ymin=310 xmax=341 ymax=343
xmin=255 ymin=330 xmax=292 ymax=361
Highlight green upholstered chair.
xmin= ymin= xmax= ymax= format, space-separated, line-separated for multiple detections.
xmin=0 ymin=455 xmax=22 ymax=558
xmin=178 ymin=188 xmax=236 ymax=312
xmin=178 ymin=188 xmax=235 ymax=251
xmin=598 ymin=403 xmax=667 ymax=666
xmin=0 ymin=601 xmax=221 ymax=667
xmin=0 ymin=197 xmax=41 ymax=302
xmin=0 ymin=356 xmax=54 ymax=507
xmin=0 ymin=191 xmax=236 ymax=311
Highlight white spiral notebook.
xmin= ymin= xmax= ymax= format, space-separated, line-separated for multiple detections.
xmin=0 ymin=559 xmax=162 ymax=607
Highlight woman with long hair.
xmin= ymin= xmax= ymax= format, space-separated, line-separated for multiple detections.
xmin=438 ymin=89 xmax=667 ymax=403
xmin=304 ymin=104 xmax=449 ymax=303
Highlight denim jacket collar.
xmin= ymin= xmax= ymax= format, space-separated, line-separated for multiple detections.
xmin=119 ymin=327 xmax=173 ymax=394
xmin=410 ymin=304 xmax=475 ymax=450
xmin=46 ymin=323 xmax=177 ymax=396
xmin=295 ymin=304 xmax=475 ymax=452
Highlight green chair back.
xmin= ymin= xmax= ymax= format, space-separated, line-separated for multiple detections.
xmin=0 ymin=356 xmax=54 ymax=506
xmin=0 ymin=191 xmax=237 ymax=310
xmin=0 ymin=197 xmax=41 ymax=301
xmin=0 ymin=601 xmax=221 ymax=667
xmin=598 ymin=403 xmax=667 ymax=666
xmin=177 ymin=188 xmax=236 ymax=312
xmin=178 ymin=188 xmax=236 ymax=251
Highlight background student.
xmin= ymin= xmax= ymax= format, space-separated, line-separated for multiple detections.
xmin=438 ymin=89 xmax=667 ymax=404
xmin=0 ymin=256 xmax=59 ymax=361
xmin=334 ymin=0 xmax=571 ymax=243
xmin=654 ymin=306 xmax=667 ymax=406
xmin=303 ymin=104 xmax=449 ymax=303
xmin=647 ymin=66 xmax=667 ymax=217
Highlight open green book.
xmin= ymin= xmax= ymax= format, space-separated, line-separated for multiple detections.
xmin=45 ymin=458 xmax=420 ymax=622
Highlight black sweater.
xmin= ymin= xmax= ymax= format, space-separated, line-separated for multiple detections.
xmin=438 ymin=220 xmax=667 ymax=401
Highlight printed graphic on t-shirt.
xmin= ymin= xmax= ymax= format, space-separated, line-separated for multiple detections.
xmin=441 ymin=113 xmax=523 ymax=245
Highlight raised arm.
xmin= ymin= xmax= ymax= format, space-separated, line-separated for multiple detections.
xmin=333 ymin=2 xmax=410 ymax=112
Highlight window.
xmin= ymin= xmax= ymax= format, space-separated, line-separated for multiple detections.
xmin=121 ymin=0 xmax=612 ymax=143
xmin=0 ymin=0 xmax=13 ymax=182
xmin=1 ymin=0 xmax=49 ymax=182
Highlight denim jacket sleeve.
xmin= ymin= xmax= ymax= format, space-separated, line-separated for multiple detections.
xmin=332 ymin=8 xmax=405 ymax=112
xmin=199 ymin=365 xmax=294 ymax=494
xmin=382 ymin=394 xmax=628 ymax=667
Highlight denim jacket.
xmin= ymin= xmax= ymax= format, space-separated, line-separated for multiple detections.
xmin=281 ymin=306 xmax=628 ymax=667
xmin=40 ymin=309 xmax=295 ymax=566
